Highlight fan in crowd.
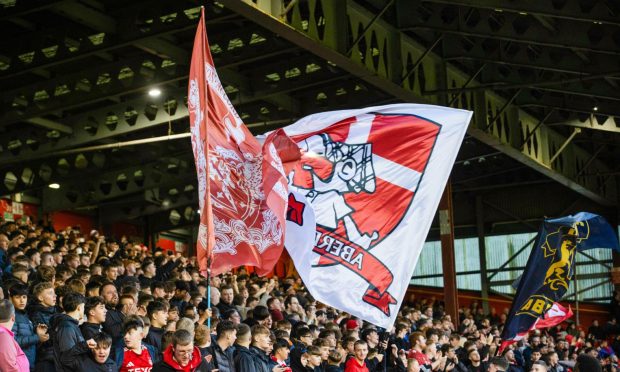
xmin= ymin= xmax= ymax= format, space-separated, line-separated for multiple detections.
xmin=0 ymin=219 xmax=618 ymax=372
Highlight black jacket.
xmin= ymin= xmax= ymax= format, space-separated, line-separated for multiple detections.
xmin=250 ymin=346 xmax=273 ymax=372
xmin=325 ymin=366 xmax=343 ymax=372
xmin=28 ymin=302 xmax=57 ymax=364
xmin=60 ymin=341 xmax=117 ymax=372
xmin=102 ymin=306 xmax=124 ymax=344
xmin=49 ymin=313 xmax=85 ymax=372
xmin=233 ymin=345 xmax=256 ymax=371
xmin=216 ymin=301 xmax=236 ymax=315
xmin=290 ymin=342 xmax=309 ymax=372
xmin=207 ymin=343 xmax=236 ymax=372
xmin=145 ymin=326 xmax=166 ymax=355
xmin=80 ymin=322 xmax=102 ymax=340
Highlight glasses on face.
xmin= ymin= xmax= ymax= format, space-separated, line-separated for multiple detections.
xmin=175 ymin=348 xmax=193 ymax=355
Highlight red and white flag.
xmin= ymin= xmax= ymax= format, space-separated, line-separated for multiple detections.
xmin=281 ymin=105 xmax=471 ymax=328
xmin=188 ymin=9 xmax=295 ymax=276
xmin=499 ymin=302 xmax=573 ymax=353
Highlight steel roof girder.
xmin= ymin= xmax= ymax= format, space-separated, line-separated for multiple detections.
xmin=99 ymin=191 xmax=197 ymax=224
xmin=146 ymin=207 xmax=197 ymax=233
xmin=441 ymin=36 xmax=620 ymax=77
xmin=0 ymin=89 xmax=190 ymax=167
xmin=415 ymin=0 xmax=620 ymax=27
xmin=399 ymin=4 xmax=620 ymax=57
xmin=41 ymin=156 xmax=194 ymax=211
xmin=0 ymin=3 xmax=219 ymax=79
xmin=219 ymin=0 xmax=616 ymax=205
xmin=552 ymin=116 xmax=620 ymax=135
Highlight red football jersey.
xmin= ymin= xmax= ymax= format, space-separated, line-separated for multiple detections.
xmin=120 ymin=345 xmax=153 ymax=372
xmin=344 ymin=357 xmax=369 ymax=372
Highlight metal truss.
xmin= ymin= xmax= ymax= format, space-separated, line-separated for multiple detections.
xmin=397 ymin=3 xmax=620 ymax=57
xmin=0 ymin=2 xmax=227 ymax=80
xmin=1 ymin=25 xmax=300 ymax=128
xmin=146 ymin=205 xmax=198 ymax=233
xmin=1 ymin=55 xmax=185 ymax=126
xmin=99 ymin=186 xmax=197 ymax=224
xmin=220 ymin=0 xmax=617 ymax=205
xmin=553 ymin=116 xmax=620 ymax=135
xmin=429 ymin=64 xmax=620 ymax=100
xmin=416 ymin=0 xmax=620 ymax=26
xmin=0 ymin=53 xmax=347 ymax=167
xmin=0 ymin=138 xmax=190 ymax=197
xmin=441 ymin=37 xmax=618 ymax=76
xmin=41 ymin=155 xmax=195 ymax=211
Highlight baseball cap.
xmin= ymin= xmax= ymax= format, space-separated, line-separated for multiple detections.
xmin=346 ymin=319 xmax=359 ymax=330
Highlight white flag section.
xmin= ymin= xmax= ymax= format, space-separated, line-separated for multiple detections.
xmin=280 ymin=104 xmax=472 ymax=328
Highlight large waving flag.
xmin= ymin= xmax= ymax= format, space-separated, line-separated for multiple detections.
xmin=500 ymin=212 xmax=619 ymax=351
xmin=188 ymin=9 xmax=295 ymax=276
xmin=281 ymin=105 xmax=472 ymax=328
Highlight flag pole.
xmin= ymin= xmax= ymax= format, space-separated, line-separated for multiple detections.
xmin=199 ymin=4 xmax=213 ymax=331
xmin=574 ymin=261 xmax=580 ymax=326
xmin=207 ymin=256 xmax=212 ymax=329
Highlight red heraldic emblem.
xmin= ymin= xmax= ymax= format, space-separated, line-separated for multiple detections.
xmin=188 ymin=9 xmax=293 ymax=276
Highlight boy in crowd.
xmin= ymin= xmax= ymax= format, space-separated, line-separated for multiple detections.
xmin=145 ymin=300 xmax=169 ymax=354
xmin=10 ymin=283 xmax=48 ymax=369
xmin=115 ymin=315 xmax=157 ymax=371
xmin=81 ymin=296 xmax=107 ymax=340
xmin=50 ymin=292 xmax=86 ymax=372
xmin=60 ymin=332 xmax=118 ymax=371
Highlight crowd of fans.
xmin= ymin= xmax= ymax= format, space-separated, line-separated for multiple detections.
xmin=0 ymin=219 xmax=617 ymax=372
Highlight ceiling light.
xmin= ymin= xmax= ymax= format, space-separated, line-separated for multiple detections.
xmin=593 ymin=106 xmax=599 ymax=111
xmin=48 ymin=183 xmax=60 ymax=189
xmin=148 ymin=88 xmax=162 ymax=97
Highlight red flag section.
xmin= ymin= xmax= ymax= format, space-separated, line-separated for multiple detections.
xmin=188 ymin=9 xmax=296 ymax=276
xmin=499 ymin=302 xmax=573 ymax=354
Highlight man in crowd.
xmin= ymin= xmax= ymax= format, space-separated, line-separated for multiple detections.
xmin=153 ymin=329 xmax=207 ymax=372
xmin=218 ymin=285 xmax=236 ymax=314
xmin=101 ymin=282 xmax=124 ymax=344
xmin=345 ymin=340 xmax=369 ymax=372
xmin=81 ymin=296 xmax=107 ymax=340
xmin=208 ymin=320 xmax=237 ymax=372
xmin=0 ymin=299 xmax=30 ymax=371
xmin=233 ymin=323 xmax=254 ymax=371
xmin=29 ymin=281 xmax=58 ymax=372
xmin=50 ymin=292 xmax=86 ymax=372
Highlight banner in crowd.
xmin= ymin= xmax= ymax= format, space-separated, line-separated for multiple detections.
xmin=501 ymin=302 xmax=573 ymax=352
xmin=188 ymin=9 xmax=294 ymax=276
xmin=280 ymin=105 xmax=472 ymax=328
xmin=500 ymin=212 xmax=619 ymax=350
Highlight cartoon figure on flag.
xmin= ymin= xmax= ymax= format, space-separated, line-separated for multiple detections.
xmin=291 ymin=133 xmax=378 ymax=247
xmin=281 ymin=106 xmax=472 ymax=328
